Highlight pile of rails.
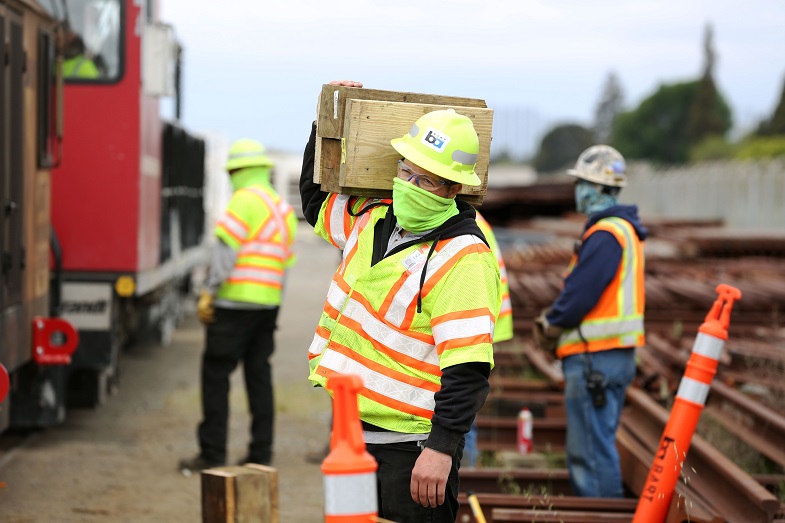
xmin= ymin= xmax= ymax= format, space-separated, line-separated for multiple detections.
xmin=455 ymin=214 xmax=785 ymax=522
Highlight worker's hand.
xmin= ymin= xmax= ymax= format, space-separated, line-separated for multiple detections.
xmin=328 ymin=80 xmax=363 ymax=88
xmin=533 ymin=308 xmax=562 ymax=353
xmin=410 ymin=447 xmax=451 ymax=508
xmin=197 ymin=290 xmax=215 ymax=324
xmin=317 ymin=81 xmax=364 ymax=120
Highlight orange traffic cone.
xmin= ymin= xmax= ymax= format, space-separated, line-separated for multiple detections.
xmin=632 ymin=284 xmax=741 ymax=523
xmin=322 ymin=374 xmax=378 ymax=523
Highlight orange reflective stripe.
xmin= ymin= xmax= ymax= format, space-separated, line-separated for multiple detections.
xmin=432 ymin=307 xmax=495 ymax=354
xmin=437 ymin=334 xmax=493 ymax=356
xmin=318 ymin=366 xmax=435 ymax=421
xmin=327 ymin=341 xmax=439 ymax=393
xmin=351 ymin=292 xmax=434 ymax=346
xmin=378 ymin=271 xmax=411 ymax=319
xmin=399 ymin=241 xmax=490 ymax=330
xmin=337 ymin=314 xmax=441 ymax=376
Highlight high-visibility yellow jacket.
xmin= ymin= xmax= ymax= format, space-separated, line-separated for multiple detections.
xmin=307 ymin=194 xmax=501 ymax=435
xmin=555 ymin=216 xmax=645 ymax=359
xmin=215 ymin=168 xmax=297 ymax=306
xmin=475 ymin=212 xmax=513 ymax=343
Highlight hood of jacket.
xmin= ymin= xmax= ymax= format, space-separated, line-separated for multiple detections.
xmin=584 ymin=204 xmax=648 ymax=241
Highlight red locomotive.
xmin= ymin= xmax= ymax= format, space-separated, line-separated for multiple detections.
xmin=1 ymin=0 xmax=206 ymax=431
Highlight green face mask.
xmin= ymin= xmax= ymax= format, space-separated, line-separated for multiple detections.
xmin=392 ymin=178 xmax=459 ymax=232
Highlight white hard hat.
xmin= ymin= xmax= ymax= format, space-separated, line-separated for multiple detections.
xmin=566 ymin=145 xmax=627 ymax=188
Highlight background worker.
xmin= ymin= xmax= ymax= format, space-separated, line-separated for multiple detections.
xmin=179 ymin=139 xmax=298 ymax=473
xmin=463 ymin=211 xmax=513 ymax=467
xmin=300 ymin=80 xmax=501 ymax=522
xmin=62 ymin=29 xmax=100 ymax=79
xmin=533 ymin=145 xmax=646 ymax=498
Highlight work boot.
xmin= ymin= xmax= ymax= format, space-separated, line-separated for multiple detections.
xmin=178 ymin=455 xmax=224 ymax=477
xmin=237 ymin=455 xmax=271 ymax=466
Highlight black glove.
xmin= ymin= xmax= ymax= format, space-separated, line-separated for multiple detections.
xmin=532 ymin=308 xmax=562 ymax=353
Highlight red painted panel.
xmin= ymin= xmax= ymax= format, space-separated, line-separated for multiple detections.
xmin=51 ymin=1 xmax=163 ymax=274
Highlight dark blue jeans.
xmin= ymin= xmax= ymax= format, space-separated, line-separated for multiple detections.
xmin=198 ymin=307 xmax=278 ymax=464
xmin=366 ymin=439 xmax=464 ymax=523
xmin=562 ymin=348 xmax=635 ymax=497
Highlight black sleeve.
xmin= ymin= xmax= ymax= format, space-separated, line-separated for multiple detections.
xmin=425 ymin=361 xmax=491 ymax=457
xmin=299 ymin=121 xmax=329 ymax=227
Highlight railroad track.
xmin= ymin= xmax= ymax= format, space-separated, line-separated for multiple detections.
xmin=465 ymin=342 xmax=785 ymax=522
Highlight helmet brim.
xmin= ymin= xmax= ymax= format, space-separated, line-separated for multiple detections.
xmin=390 ymin=138 xmax=482 ymax=187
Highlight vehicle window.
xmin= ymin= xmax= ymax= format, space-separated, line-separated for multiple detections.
xmin=39 ymin=0 xmax=123 ymax=82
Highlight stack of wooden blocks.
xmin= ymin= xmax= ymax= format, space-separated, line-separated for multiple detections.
xmin=315 ymin=84 xmax=494 ymax=206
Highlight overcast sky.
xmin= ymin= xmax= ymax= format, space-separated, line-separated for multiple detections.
xmin=159 ymin=0 xmax=785 ymax=158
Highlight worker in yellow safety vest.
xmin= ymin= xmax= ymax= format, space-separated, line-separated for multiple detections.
xmin=62 ymin=30 xmax=100 ymax=79
xmin=533 ymin=145 xmax=646 ymax=498
xmin=463 ymin=211 xmax=513 ymax=467
xmin=300 ymin=80 xmax=501 ymax=522
xmin=179 ymin=138 xmax=298 ymax=474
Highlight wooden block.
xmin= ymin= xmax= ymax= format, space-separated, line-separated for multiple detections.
xmin=317 ymin=84 xmax=487 ymax=139
xmin=338 ymin=99 xmax=493 ymax=204
xmin=201 ymin=465 xmax=278 ymax=523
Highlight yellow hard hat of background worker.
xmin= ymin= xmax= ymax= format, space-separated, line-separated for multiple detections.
xmin=390 ymin=109 xmax=481 ymax=186
xmin=225 ymin=138 xmax=274 ymax=171
xmin=566 ymin=145 xmax=627 ymax=187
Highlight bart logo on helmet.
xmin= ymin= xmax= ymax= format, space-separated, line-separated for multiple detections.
xmin=421 ymin=128 xmax=450 ymax=153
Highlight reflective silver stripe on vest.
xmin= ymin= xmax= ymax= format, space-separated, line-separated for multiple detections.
xmin=326 ymin=280 xmax=349 ymax=314
xmin=692 ymin=332 xmax=724 ymax=361
xmin=308 ymin=332 xmax=328 ymax=357
xmin=229 ymin=267 xmax=284 ymax=284
xmin=343 ymin=211 xmax=372 ymax=262
xmin=559 ymin=318 xmax=645 ymax=345
xmin=239 ymin=242 xmax=288 ymax=259
xmin=319 ymin=350 xmax=436 ymax=412
xmin=323 ymin=471 xmax=377 ymax=515
xmin=218 ymin=213 xmax=248 ymax=239
xmin=246 ymin=187 xmax=291 ymax=246
xmin=341 ymin=297 xmax=439 ymax=367
xmin=432 ymin=315 xmax=494 ymax=347
xmin=329 ymin=195 xmax=351 ymax=248
xmin=676 ymin=376 xmax=710 ymax=405
xmin=384 ymin=235 xmax=484 ymax=327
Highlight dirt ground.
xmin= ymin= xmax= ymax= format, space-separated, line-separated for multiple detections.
xmin=0 ymin=224 xmax=337 ymax=522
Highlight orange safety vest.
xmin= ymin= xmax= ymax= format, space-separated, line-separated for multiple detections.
xmin=555 ymin=216 xmax=645 ymax=359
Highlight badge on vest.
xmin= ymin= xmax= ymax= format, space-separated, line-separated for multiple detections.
xmin=402 ymin=248 xmax=428 ymax=274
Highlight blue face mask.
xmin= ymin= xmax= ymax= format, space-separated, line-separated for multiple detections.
xmin=574 ymin=180 xmax=618 ymax=215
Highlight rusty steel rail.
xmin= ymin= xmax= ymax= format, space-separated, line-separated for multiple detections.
xmin=704 ymin=380 xmax=785 ymax=469
xmin=475 ymin=415 xmax=566 ymax=453
xmin=459 ymin=468 xmax=572 ymax=496
xmin=623 ymin=387 xmax=781 ymax=523
xmin=456 ymin=492 xmax=638 ymax=519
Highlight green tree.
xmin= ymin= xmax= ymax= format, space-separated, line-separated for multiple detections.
xmin=756 ymin=73 xmax=785 ymax=136
xmin=685 ymin=24 xmax=731 ymax=144
xmin=534 ymin=124 xmax=595 ymax=173
xmin=594 ymin=71 xmax=624 ymax=144
xmin=611 ymin=80 xmax=731 ymax=164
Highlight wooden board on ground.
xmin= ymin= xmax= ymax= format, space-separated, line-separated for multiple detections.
xmin=201 ymin=465 xmax=279 ymax=523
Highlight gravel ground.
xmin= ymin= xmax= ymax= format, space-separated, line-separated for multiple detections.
xmin=0 ymin=223 xmax=337 ymax=522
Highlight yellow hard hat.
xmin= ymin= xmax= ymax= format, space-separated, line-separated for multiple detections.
xmin=566 ymin=145 xmax=627 ymax=187
xmin=225 ymin=139 xmax=274 ymax=171
xmin=390 ymin=109 xmax=481 ymax=186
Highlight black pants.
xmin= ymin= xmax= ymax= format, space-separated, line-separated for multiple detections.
xmin=366 ymin=439 xmax=464 ymax=523
xmin=198 ymin=307 xmax=278 ymax=464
